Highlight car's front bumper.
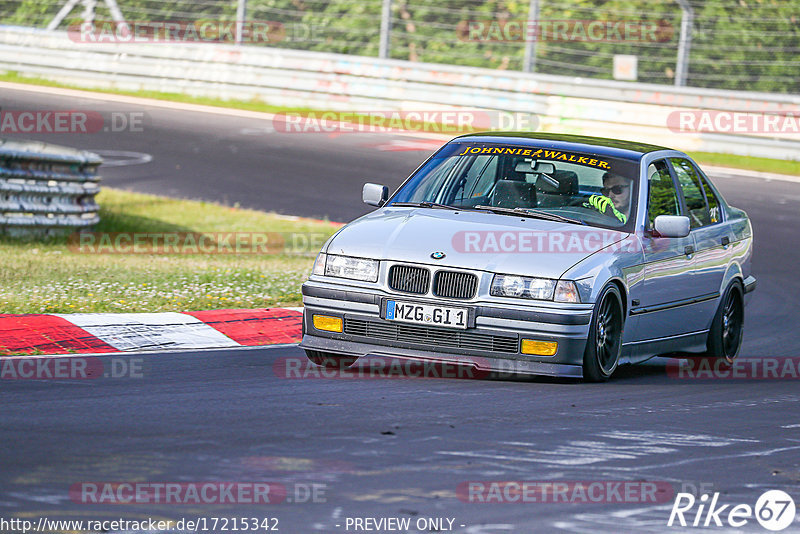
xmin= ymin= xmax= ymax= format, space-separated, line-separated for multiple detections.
xmin=299 ymin=281 xmax=594 ymax=378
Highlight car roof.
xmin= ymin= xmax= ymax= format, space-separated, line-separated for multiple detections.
xmin=452 ymin=132 xmax=673 ymax=161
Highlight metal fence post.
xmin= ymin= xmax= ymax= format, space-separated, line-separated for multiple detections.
xmin=379 ymin=0 xmax=392 ymax=59
xmin=236 ymin=0 xmax=247 ymax=46
xmin=81 ymin=0 xmax=97 ymax=25
xmin=522 ymin=0 xmax=540 ymax=73
xmin=47 ymin=0 xmax=128 ymax=32
xmin=47 ymin=0 xmax=82 ymax=30
xmin=675 ymin=0 xmax=694 ymax=86
xmin=104 ymin=0 xmax=128 ymax=33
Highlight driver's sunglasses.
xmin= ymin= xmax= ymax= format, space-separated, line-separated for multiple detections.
xmin=602 ymin=184 xmax=629 ymax=195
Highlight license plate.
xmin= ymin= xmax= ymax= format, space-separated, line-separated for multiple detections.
xmin=386 ymin=300 xmax=469 ymax=329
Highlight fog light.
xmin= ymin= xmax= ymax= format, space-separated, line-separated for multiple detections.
xmin=521 ymin=339 xmax=558 ymax=356
xmin=313 ymin=315 xmax=343 ymax=333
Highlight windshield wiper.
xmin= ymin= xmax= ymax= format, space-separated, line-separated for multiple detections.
xmin=473 ymin=205 xmax=586 ymax=225
xmin=391 ymin=202 xmax=584 ymax=225
xmin=393 ymin=201 xmax=468 ymax=211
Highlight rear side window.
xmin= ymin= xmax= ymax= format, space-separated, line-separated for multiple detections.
xmin=698 ymin=173 xmax=722 ymax=224
xmin=646 ymin=160 xmax=681 ymax=229
xmin=670 ymin=158 xmax=712 ymax=228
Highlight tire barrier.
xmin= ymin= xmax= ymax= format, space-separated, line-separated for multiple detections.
xmin=0 ymin=137 xmax=102 ymax=237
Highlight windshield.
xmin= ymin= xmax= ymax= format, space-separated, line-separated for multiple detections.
xmin=388 ymin=142 xmax=640 ymax=231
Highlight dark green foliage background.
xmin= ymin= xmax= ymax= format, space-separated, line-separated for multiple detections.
xmin=1 ymin=0 xmax=797 ymax=93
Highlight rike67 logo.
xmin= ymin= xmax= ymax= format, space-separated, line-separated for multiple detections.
xmin=668 ymin=490 xmax=796 ymax=531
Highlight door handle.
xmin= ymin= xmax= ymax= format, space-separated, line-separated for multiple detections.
xmin=684 ymin=245 xmax=695 ymax=256
xmin=721 ymin=236 xmax=730 ymax=247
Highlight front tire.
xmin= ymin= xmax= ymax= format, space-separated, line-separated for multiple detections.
xmin=706 ymin=282 xmax=744 ymax=364
xmin=305 ymin=349 xmax=359 ymax=369
xmin=583 ymin=284 xmax=624 ymax=382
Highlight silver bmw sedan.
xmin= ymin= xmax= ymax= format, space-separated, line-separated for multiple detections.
xmin=300 ymin=133 xmax=756 ymax=381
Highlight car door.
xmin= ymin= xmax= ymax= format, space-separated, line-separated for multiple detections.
xmin=669 ymin=158 xmax=733 ymax=320
xmin=631 ymin=159 xmax=701 ymax=342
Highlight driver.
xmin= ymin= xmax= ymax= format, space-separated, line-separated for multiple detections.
xmin=586 ymin=172 xmax=632 ymax=224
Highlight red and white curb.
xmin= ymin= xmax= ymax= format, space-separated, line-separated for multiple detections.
xmin=0 ymin=308 xmax=302 ymax=355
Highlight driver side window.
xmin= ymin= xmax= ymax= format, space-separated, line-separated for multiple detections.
xmin=646 ymin=160 xmax=681 ymax=230
xmin=448 ymin=155 xmax=498 ymax=205
xmin=467 ymin=156 xmax=498 ymax=198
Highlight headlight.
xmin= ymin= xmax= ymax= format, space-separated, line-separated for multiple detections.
xmin=490 ymin=275 xmax=556 ymax=300
xmin=324 ymin=254 xmax=379 ymax=282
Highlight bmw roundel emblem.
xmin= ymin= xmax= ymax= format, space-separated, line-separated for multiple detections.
xmin=431 ymin=251 xmax=446 ymax=260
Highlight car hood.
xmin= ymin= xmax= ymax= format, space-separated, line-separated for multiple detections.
xmin=325 ymin=207 xmax=630 ymax=279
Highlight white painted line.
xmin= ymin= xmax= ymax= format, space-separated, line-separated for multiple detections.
xmin=0 ymin=80 xmax=283 ymax=121
xmin=611 ymin=444 xmax=800 ymax=472
xmin=1 ymin=343 xmax=300 ymax=359
xmin=704 ymin=164 xmax=800 ymax=184
xmin=0 ymin=352 xmax=120 ymax=360
xmin=367 ymin=138 xmax=445 ymax=151
xmin=88 ymin=149 xmax=153 ymax=167
xmin=54 ymin=312 xmax=239 ymax=351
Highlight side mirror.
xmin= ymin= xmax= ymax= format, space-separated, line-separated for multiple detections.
xmin=653 ymin=215 xmax=690 ymax=238
xmin=363 ymin=183 xmax=389 ymax=207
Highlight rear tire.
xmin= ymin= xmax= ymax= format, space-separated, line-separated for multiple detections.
xmin=583 ymin=284 xmax=624 ymax=382
xmin=305 ymin=349 xmax=359 ymax=369
xmin=706 ymin=282 xmax=744 ymax=364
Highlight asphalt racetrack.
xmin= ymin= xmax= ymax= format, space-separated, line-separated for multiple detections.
xmin=2 ymin=85 xmax=800 ymax=533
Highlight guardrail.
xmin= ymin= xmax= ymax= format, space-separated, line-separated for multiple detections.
xmin=0 ymin=137 xmax=102 ymax=237
xmin=0 ymin=26 xmax=798 ymax=161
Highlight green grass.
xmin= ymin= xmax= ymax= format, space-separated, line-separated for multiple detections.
xmin=689 ymin=152 xmax=799 ymax=177
xmin=0 ymin=188 xmax=340 ymax=314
